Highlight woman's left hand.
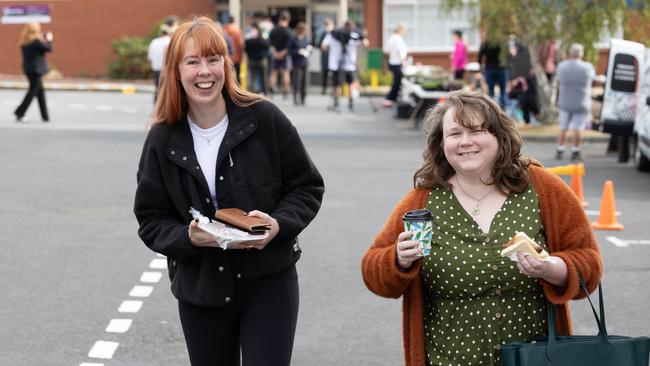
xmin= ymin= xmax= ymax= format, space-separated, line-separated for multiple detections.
xmin=516 ymin=253 xmax=550 ymax=278
xmin=230 ymin=210 xmax=279 ymax=251
xmin=516 ymin=253 xmax=568 ymax=287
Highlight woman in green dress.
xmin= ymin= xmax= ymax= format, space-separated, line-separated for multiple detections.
xmin=361 ymin=90 xmax=603 ymax=366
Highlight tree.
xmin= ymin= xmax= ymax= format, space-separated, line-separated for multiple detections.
xmin=443 ymin=0 xmax=643 ymax=124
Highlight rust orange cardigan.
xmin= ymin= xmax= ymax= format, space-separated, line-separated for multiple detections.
xmin=361 ymin=165 xmax=603 ymax=366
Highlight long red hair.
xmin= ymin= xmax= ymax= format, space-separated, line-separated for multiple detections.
xmin=151 ymin=16 xmax=261 ymax=126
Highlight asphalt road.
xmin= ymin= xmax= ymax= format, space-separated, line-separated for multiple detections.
xmin=0 ymin=89 xmax=648 ymax=366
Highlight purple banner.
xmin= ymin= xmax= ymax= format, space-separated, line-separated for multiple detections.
xmin=2 ymin=4 xmax=51 ymax=24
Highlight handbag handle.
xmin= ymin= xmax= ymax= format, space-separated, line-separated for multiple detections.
xmin=545 ymin=278 xmax=612 ymax=361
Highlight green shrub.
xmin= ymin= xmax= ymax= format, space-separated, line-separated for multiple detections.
xmin=357 ymin=69 xmax=393 ymax=86
xmin=108 ymin=36 xmax=151 ymax=79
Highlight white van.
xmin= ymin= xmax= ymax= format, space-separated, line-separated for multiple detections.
xmin=600 ymin=39 xmax=650 ymax=171
xmin=633 ymin=48 xmax=650 ymax=172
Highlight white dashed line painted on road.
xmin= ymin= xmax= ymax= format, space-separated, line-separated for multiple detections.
xmin=79 ymin=363 xmax=104 ymax=366
xmin=140 ymin=271 xmax=162 ymax=283
xmin=606 ymin=236 xmax=650 ymax=247
xmin=121 ymin=107 xmax=138 ymax=114
xmin=129 ymin=285 xmax=153 ymax=297
xmin=105 ymin=319 xmax=133 ymax=333
xmin=118 ymin=300 xmax=143 ymax=313
xmin=149 ymin=258 xmax=167 ymax=269
xmin=585 ymin=210 xmax=621 ymax=216
xmin=96 ymin=105 xmax=113 ymax=111
xmin=69 ymin=103 xmax=87 ymax=109
xmin=88 ymin=340 xmax=119 ymax=359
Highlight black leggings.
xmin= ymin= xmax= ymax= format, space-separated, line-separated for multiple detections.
xmin=15 ymin=73 xmax=48 ymax=120
xmin=178 ymin=266 xmax=299 ymax=366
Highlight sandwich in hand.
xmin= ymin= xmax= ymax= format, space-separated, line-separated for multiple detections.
xmin=500 ymin=232 xmax=550 ymax=261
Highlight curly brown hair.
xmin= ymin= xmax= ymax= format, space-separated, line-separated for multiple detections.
xmin=413 ymin=90 xmax=533 ymax=194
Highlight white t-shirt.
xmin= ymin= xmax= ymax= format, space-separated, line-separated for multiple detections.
xmin=385 ymin=33 xmax=408 ymax=66
xmin=188 ymin=114 xmax=229 ymax=205
xmin=321 ymin=32 xmax=362 ymax=71
xmin=148 ymin=35 xmax=171 ymax=71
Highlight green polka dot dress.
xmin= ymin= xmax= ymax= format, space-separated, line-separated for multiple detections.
xmin=422 ymin=185 xmax=548 ymax=366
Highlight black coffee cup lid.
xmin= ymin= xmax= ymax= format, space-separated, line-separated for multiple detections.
xmin=403 ymin=209 xmax=432 ymax=221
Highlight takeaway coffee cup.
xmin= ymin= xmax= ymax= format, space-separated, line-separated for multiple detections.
xmin=403 ymin=209 xmax=433 ymax=256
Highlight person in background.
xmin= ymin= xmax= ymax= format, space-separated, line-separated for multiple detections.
xmin=450 ymin=30 xmax=468 ymax=80
xmin=316 ymin=18 xmax=334 ymax=95
xmin=506 ymin=36 xmax=539 ymax=124
xmin=478 ymin=39 xmax=508 ymax=108
xmin=268 ymin=11 xmax=292 ymax=98
xmin=14 ymin=22 xmax=53 ymax=123
xmin=362 ymin=90 xmax=602 ymax=366
xmin=555 ymin=43 xmax=595 ymax=161
xmin=148 ymin=16 xmax=179 ymax=104
xmin=538 ymin=39 xmax=558 ymax=83
xmin=222 ymin=14 xmax=244 ymax=83
xmin=288 ymin=21 xmax=312 ymax=105
xmin=134 ymin=17 xmax=324 ymax=366
xmin=321 ymin=21 xmax=368 ymax=112
xmin=382 ymin=24 xmax=408 ymax=108
xmin=244 ymin=22 xmax=270 ymax=95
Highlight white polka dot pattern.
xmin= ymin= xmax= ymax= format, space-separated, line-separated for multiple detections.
xmin=422 ymin=186 xmax=548 ymax=365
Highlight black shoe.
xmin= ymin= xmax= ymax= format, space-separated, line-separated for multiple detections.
xmin=555 ymin=150 xmax=563 ymax=160
xmin=571 ymin=151 xmax=582 ymax=161
xmin=15 ymin=115 xmax=29 ymax=124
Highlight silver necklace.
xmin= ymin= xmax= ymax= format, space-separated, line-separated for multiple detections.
xmin=455 ymin=177 xmax=494 ymax=217
xmin=195 ymin=131 xmax=219 ymax=145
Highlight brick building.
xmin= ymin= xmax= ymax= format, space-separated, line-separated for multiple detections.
xmin=0 ymin=0 xmax=216 ymax=77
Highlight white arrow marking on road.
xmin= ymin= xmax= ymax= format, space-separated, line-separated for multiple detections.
xmin=129 ymin=285 xmax=153 ymax=297
xmin=149 ymin=258 xmax=167 ymax=269
xmin=105 ymin=319 xmax=133 ymax=333
xmin=118 ymin=300 xmax=143 ymax=313
xmin=88 ymin=341 xmax=119 ymax=359
xmin=606 ymin=236 xmax=650 ymax=247
xmin=140 ymin=271 xmax=162 ymax=283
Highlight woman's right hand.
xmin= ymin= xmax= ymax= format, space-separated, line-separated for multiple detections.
xmin=396 ymin=231 xmax=421 ymax=269
xmin=188 ymin=219 xmax=219 ymax=247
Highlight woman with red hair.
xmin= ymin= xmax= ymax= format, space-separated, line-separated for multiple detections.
xmin=14 ymin=22 xmax=52 ymax=123
xmin=134 ymin=16 xmax=324 ymax=365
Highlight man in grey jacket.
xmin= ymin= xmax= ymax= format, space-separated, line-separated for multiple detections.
xmin=555 ymin=43 xmax=595 ymax=161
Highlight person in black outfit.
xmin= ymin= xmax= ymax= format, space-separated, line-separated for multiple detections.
xmin=477 ymin=40 xmax=507 ymax=108
xmin=14 ymin=22 xmax=53 ymax=123
xmin=268 ymin=11 xmax=292 ymax=97
xmin=315 ymin=18 xmax=334 ymax=95
xmin=244 ymin=22 xmax=270 ymax=95
xmin=288 ymin=22 xmax=312 ymax=105
xmin=133 ymin=17 xmax=324 ymax=366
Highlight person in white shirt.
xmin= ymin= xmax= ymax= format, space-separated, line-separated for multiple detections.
xmin=148 ymin=17 xmax=178 ymax=103
xmin=382 ymin=24 xmax=408 ymax=108
xmin=320 ymin=21 xmax=368 ymax=111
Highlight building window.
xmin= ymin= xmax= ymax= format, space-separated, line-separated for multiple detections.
xmin=383 ymin=0 xmax=479 ymax=52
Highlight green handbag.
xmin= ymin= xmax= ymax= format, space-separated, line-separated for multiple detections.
xmin=501 ymin=280 xmax=650 ymax=365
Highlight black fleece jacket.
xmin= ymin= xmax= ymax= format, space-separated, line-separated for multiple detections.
xmin=134 ymin=95 xmax=324 ymax=307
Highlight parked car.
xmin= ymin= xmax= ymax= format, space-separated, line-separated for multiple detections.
xmin=633 ymin=48 xmax=650 ymax=172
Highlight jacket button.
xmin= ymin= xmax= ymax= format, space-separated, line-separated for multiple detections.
xmin=225 ymin=297 xmax=231 ymax=303
xmin=205 ymin=198 xmax=210 ymax=203
xmin=172 ymin=261 xmax=176 ymax=267
xmin=218 ymin=266 xmax=224 ymax=272
xmin=485 ymin=237 xmax=491 ymax=243
xmin=170 ymin=150 xmax=176 ymax=155
xmin=249 ymin=122 xmax=254 ymax=128
xmin=495 ymin=312 xmax=502 ymax=319
xmin=182 ymin=156 xmax=187 ymax=161
xmin=491 ymin=265 xmax=498 ymax=271
xmin=196 ymin=165 xmax=200 ymax=170
xmin=236 ymin=273 xmax=242 ymax=279
xmin=219 ymin=176 xmax=224 ymax=181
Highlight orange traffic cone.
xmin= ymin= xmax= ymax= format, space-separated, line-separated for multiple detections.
xmin=592 ymin=180 xmax=624 ymax=230
xmin=570 ymin=163 xmax=588 ymax=207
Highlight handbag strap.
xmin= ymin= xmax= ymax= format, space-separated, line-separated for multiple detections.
xmin=545 ymin=277 xmax=612 ymax=361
